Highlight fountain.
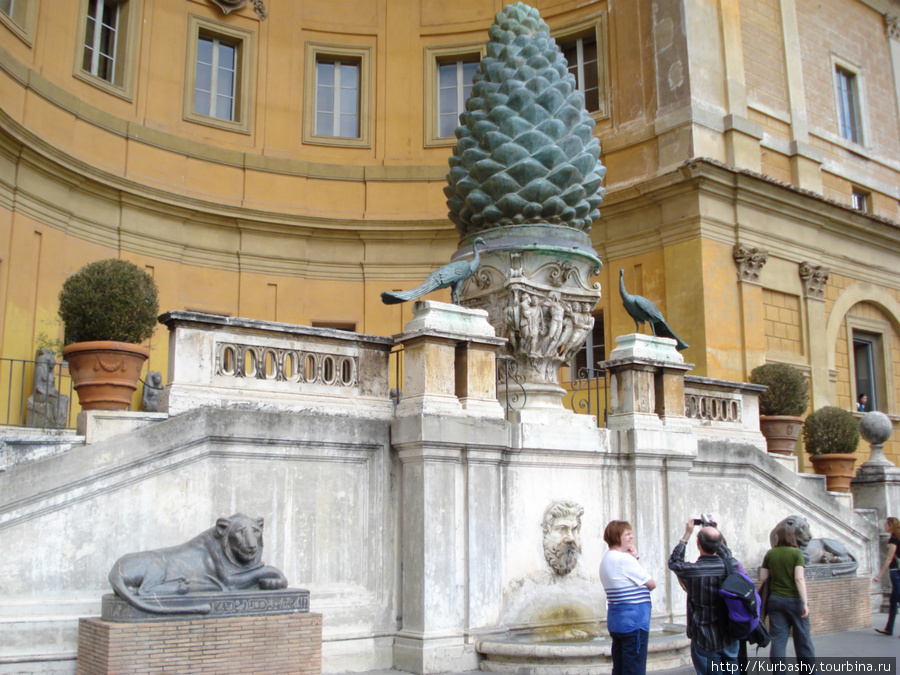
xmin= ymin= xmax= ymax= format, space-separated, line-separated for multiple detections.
xmin=445 ymin=2 xmax=605 ymax=424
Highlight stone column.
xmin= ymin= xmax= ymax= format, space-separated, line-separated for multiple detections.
xmin=392 ymin=301 xmax=508 ymax=674
xmin=733 ymin=244 xmax=768 ymax=377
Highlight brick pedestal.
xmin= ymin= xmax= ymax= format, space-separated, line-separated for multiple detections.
xmin=760 ymin=576 xmax=870 ymax=636
xmin=76 ymin=612 xmax=322 ymax=674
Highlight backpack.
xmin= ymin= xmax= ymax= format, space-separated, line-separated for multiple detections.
xmin=718 ymin=555 xmax=763 ymax=641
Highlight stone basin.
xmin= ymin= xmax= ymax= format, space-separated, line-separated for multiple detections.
xmin=477 ymin=626 xmax=691 ymax=674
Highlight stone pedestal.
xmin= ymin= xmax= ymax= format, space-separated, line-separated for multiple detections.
xmin=76 ymin=612 xmax=322 ymax=675
xmin=394 ymin=301 xmax=506 ymax=418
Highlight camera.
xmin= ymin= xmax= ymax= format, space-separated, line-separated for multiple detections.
xmin=693 ymin=514 xmax=716 ymax=527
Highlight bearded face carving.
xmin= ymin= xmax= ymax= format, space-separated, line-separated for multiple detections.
xmin=542 ymin=500 xmax=584 ymax=575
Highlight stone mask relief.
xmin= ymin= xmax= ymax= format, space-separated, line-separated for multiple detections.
xmin=542 ymin=500 xmax=584 ymax=575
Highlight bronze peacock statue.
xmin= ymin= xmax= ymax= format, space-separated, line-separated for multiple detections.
xmin=381 ymin=238 xmax=486 ymax=305
xmin=618 ymin=269 xmax=689 ymax=351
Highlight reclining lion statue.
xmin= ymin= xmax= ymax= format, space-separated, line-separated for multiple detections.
xmin=109 ymin=513 xmax=288 ymax=615
xmin=769 ymin=515 xmax=857 ymax=575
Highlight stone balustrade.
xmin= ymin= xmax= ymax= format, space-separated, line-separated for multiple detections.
xmin=158 ymin=311 xmax=394 ymax=419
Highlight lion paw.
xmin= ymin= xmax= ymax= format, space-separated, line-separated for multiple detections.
xmin=259 ymin=577 xmax=288 ymax=590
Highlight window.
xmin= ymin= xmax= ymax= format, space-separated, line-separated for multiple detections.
xmin=82 ymin=0 xmax=119 ymax=83
xmin=559 ymin=34 xmax=599 ymax=114
xmin=424 ymin=44 xmax=485 ymax=147
xmin=437 ymin=58 xmax=478 ymax=138
xmin=74 ymin=0 xmax=139 ymax=98
xmin=315 ymin=58 xmax=360 ymax=138
xmin=552 ymin=14 xmax=609 ymax=120
xmin=851 ymin=189 xmax=869 ymax=213
xmin=835 ymin=65 xmax=862 ymax=144
xmin=195 ymin=35 xmax=237 ymax=121
xmin=304 ymin=42 xmax=372 ymax=148
xmin=571 ymin=311 xmax=605 ymax=377
xmin=184 ymin=15 xmax=254 ymax=132
xmin=0 ymin=0 xmax=37 ymax=44
xmin=853 ymin=333 xmax=878 ymax=411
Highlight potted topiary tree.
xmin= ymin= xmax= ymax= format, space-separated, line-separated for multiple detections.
xmin=58 ymin=259 xmax=159 ymax=411
xmin=802 ymin=406 xmax=859 ymax=492
xmin=749 ymin=363 xmax=809 ymax=455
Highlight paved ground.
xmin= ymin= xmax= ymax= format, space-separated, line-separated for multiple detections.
xmin=335 ymin=613 xmax=899 ymax=675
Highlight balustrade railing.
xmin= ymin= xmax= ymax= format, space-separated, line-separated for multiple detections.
xmin=568 ymin=366 xmax=608 ymax=427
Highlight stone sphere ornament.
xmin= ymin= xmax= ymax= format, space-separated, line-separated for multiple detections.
xmin=859 ymin=411 xmax=893 ymax=445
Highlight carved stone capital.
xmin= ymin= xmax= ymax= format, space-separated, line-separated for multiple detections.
xmin=886 ymin=14 xmax=900 ymax=40
xmin=733 ymin=244 xmax=769 ymax=283
xmin=799 ymin=262 xmax=830 ymax=300
xmin=209 ymin=0 xmax=267 ymax=20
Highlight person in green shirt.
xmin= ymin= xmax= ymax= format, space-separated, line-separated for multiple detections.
xmin=760 ymin=521 xmax=815 ymax=666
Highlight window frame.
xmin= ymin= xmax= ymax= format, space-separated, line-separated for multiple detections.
xmin=831 ymin=54 xmax=868 ymax=148
xmin=423 ymin=43 xmax=485 ymax=148
xmin=183 ymin=14 xmax=254 ymax=134
xmin=551 ymin=13 xmax=610 ymax=122
xmin=73 ymin=0 xmax=140 ymax=99
xmin=303 ymin=42 xmax=372 ymax=148
xmin=846 ymin=315 xmax=893 ymax=414
xmin=569 ymin=310 xmax=605 ymax=379
xmin=0 ymin=0 xmax=37 ymax=45
xmin=850 ymin=188 xmax=870 ymax=213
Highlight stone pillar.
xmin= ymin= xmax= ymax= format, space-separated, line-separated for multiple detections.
xmin=851 ymin=412 xmax=900 ymax=612
xmin=733 ymin=244 xmax=768 ymax=377
xmin=392 ymin=301 xmax=508 ymax=674
xmin=394 ymin=301 xmax=506 ymax=418
xmin=600 ymin=333 xmax=697 ymax=623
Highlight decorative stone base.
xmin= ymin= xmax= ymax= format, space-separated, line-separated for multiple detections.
xmin=76 ymin=612 xmax=322 ymax=675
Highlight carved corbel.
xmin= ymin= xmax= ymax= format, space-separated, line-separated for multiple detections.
xmin=886 ymin=14 xmax=900 ymax=40
xmin=799 ymin=262 xmax=830 ymax=300
xmin=733 ymin=244 xmax=769 ymax=283
xmin=208 ymin=0 xmax=267 ymax=20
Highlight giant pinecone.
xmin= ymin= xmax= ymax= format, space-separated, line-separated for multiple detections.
xmin=445 ymin=2 xmax=606 ymax=236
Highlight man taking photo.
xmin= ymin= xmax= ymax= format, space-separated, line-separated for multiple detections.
xmin=668 ymin=519 xmax=739 ymax=675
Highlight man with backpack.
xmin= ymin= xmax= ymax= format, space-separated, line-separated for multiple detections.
xmin=668 ymin=520 xmax=740 ymax=675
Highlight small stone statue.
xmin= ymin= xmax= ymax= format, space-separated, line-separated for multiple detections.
xmin=25 ymin=349 xmax=68 ymax=429
xmin=769 ymin=515 xmax=857 ymax=576
xmin=108 ymin=514 xmax=288 ymax=615
xmin=542 ymin=500 xmax=584 ymax=576
xmin=618 ymin=269 xmax=689 ymax=351
xmin=381 ymin=238 xmax=486 ymax=305
xmin=141 ymin=371 xmax=163 ymax=412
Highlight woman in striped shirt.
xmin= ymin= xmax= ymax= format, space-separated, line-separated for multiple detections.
xmin=599 ymin=520 xmax=657 ymax=675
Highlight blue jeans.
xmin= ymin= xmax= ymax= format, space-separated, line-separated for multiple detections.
xmin=609 ymin=629 xmax=649 ymax=675
xmin=768 ymin=594 xmax=815 ymax=666
xmin=885 ymin=569 xmax=900 ymax=634
xmin=690 ymin=640 xmax=739 ymax=675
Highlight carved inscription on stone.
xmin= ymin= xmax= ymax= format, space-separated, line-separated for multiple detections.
xmin=215 ymin=342 xmax=358 ymax=387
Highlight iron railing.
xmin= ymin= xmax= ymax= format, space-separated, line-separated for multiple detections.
xmin=569 ymin=366 xmax=609 ymax=427
xmin=0 ymin=356 xmax=75 ymax=429
xmin=497 ymin=355 xmax=526 ymax=417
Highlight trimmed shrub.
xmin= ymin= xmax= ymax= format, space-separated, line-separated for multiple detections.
xmin=58 ymin=259 xmax=159 ymax=344
xmin=802 ymin=406 xmax=859 ymax=455
xmin=749 ymin=363 xmax=809 ymax=416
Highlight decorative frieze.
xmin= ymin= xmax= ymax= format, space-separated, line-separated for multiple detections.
xmin=215 ymin=342 xmax=357 ymax=388
xmin=685 ymin=392 xmax=742 ymax=424
xmin=799 ymin=262 xmax=830 ymax=300
xmin=733 ymin=244 xmax=769 ymax=283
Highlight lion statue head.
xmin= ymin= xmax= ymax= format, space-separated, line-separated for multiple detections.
xmin=216 ymin=513 xmax=266 ymax=568
xmin=769 ymin=515 xmax=813 ymax=548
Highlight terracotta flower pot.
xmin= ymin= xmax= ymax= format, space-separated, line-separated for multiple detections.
xmin=759 ymin=415 xmax=804 ymax=455
xmin=62 ymin=341 xmax=150 ymax=411
xmin=808 ymin=453 xmax=858 ymax=493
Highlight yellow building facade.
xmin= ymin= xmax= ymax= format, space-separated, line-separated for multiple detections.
xmin=1 ymin=0 xmax=898 ymax=465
